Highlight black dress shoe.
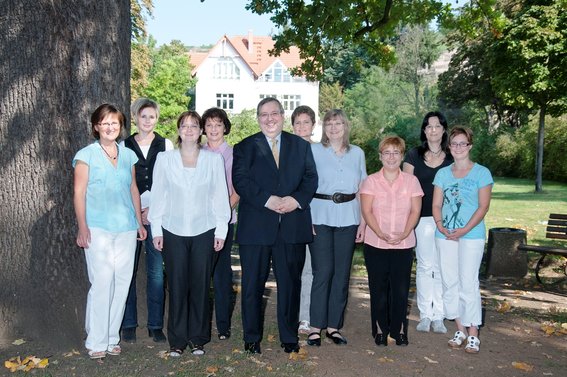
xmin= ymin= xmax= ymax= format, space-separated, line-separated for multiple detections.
xmin=244 ymin=342 xmax=261 ymax=354
xmin=121 ymin=327 xmax=136 ymax=343
xmin=148 ymin=328 xmax=166 ymax=343
xmin=395 ymin=334 xmax=409 ymax=346
xmin=326 ymin=330 xmax=348 ymax=345
xmin=218 ymin=329 xmax=231 ymax=340
xmin=374 ymin=333 xmax=388 ymax=346
xmin=307 ymin=331 xmax=321 ymax=346
xmin=281 ymin=342 xmax=300 ymax=353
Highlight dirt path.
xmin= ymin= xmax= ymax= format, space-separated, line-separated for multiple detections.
xmin=2 ymin=264 xmax=566 ymax=376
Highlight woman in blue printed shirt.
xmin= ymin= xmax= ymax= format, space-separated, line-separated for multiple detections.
xmin=432 ymin=127 xmax=493 ymax=354
xmin=73 ymin=104 xmax=146 ymax=360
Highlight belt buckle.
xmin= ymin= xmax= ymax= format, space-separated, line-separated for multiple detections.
xmin=332 ymin=193 xmax=343 ymax=203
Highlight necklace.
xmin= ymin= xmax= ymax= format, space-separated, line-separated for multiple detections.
xmin=100 ymin=142 xmax=118 ymax=160
xmin=429 ymin=148 xmax=442 ymax=157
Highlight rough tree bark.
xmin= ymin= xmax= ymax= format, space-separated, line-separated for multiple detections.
xmin=0 ymin=0 xmax=130 ymax=348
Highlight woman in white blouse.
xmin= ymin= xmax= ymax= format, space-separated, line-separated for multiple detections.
xmin=149 ymin=111 xmax=230 ymax=357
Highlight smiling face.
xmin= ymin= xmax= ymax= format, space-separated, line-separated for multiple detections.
xmin=424 ymin=116 xmax=444 ymax=144
xmin=380 ymin=145 xmax=403 ymax=171
xmin=178 ymin=115 xmax=201 ymax=145
xmin=292 ymin=113 xmax=314 ymax=140
xmin=323 ymin=116 xmax=345 ymax=143
xmin=136 ymin=106 xmax=158 ymax=134
xmin=258 ymin=100 xmax=284 ymax=139
xmin=204 ymin=117 xmax=226 ymax=145
xmin=448 ymin=133 xmax=472 ymax=160
xmin=95 ymin=114 xmax=121 ymax=143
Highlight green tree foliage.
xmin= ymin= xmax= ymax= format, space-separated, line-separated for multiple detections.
xmin=136 ymin=39 xmax=195 ymax=140
xmin=439 ymin=0 xmax=567 ymax=191
xmin=225 ymin=110 xmax=260 ymax=146
xmin=131 ymin=1 xmax=153 ymax=111
xmin=490 ymin=1 xmax=567 ymax=191
xmin=319 ymin=82 xmax=345 ymax=115
xmin=246 ymin=0 xmax=449 ymax=79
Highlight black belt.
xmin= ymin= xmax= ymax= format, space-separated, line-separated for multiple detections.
xmin=313 ymin=192 xmax=356 ymax=204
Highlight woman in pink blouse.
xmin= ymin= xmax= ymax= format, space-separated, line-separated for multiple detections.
xmin=360 ymin=136 xmax=423 ymax=347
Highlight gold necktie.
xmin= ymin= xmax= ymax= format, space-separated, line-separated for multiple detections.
xmin=271 ymin=138 xmax=279 ymax=168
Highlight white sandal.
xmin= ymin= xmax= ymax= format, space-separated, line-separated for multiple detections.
xmin=465 ymin=336 xmax=480 ymax=354
xmin=448 ymin=331 xmax=467 ymax=348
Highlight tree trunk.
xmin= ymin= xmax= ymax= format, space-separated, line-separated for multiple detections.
xmin=535 ymin=105 xmax=545 ymax=193
xmin=0 ymin=0 xmax=130 ymax=348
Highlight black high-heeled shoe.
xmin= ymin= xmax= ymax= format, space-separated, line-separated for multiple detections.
xmin=307 ymin=331 xmax=321 ymax=346
xmin=374 ymin=333 xmax=388 ymax=346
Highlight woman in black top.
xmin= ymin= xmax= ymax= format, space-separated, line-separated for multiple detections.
xmin=403 ymin=111 xmax=453 ymax=334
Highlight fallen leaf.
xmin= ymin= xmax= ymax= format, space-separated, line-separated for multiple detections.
xmin=512 ymin=361 xmax=534 ymax=372
xmin=289 ymin=348 xmax=308 ymax=361
xmin=543 ymin=372 xmax=553 ymax=376
xmin=424 ymin=356 xmax=438 ymax=364
xmin=541 ymin=324 xmax=556 ymax=335
xmin=267 ymin=334 xmax=276 ymax=342
xmin=206 ymin=366 xmax=219 ymax=374
xmin=542 ymin=353 xmax=552 ymax=359
xmin=378 ymin=357 xmax=394 ymax=363
xmin=266 ymin=365 xmax=273 ymax=371
xmin=12 ymin=339 xmax=26 ymax=346
xmin=497 ymin=301 xmax=511 ymax=313
xmin=366 ymin=350 xmax=375 ymax=355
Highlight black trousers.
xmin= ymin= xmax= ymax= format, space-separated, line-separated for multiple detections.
xmin=212 ymin=223 xmax=235 ymax=334
xmin=239 ymin=229 xmax=306 ymax=344
xmin=163 ymin=228 xmax=215 ymax=350
xmin=364 ymin=244 xmax=413 ymax=339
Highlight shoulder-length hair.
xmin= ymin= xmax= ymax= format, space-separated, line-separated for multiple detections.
xmin=176 ymin=111 xmax=202 ymax=146
xmin=417 ymin=111 xmax=449 ymax=159
xmin=321 ymin=109 xmax=350 ymax=152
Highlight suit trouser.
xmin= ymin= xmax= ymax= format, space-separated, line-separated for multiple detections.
xmin=239 ymin=230 xmax=306 ymax=344
xmin=436 ymin=237 xmax=484 ymax=327
xmin=364 ymin=245 xmax=413 ymax=339
xmin=84 ymin=227 xmax=137 ymax=352
xmin=415 ymin=217 xmax=444 ymax=321
xmin=309 ymin=224 xmax=358 ymax=330
xmin=213 ymin=223 xmax=235 ymax=335
xmin=163 ymin=228 xmax=215 ymax=350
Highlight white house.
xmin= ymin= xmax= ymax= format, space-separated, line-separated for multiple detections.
xmin=188 ymin=31 xmax=320 ymax=121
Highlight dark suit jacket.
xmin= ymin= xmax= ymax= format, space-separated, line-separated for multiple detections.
xmin=233 ymin=131 xmax=318 ymax=245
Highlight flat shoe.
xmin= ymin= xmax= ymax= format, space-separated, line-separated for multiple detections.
xmin=395 ymin=334 xmax=409 ymax=346
xmin=106 ymin=344 xmax=121 ymax=356
xmin=326 ymin=330 xmax=347 ymax=345
xmin=148 ymin=328 xmax=167 ymax=343
xmin=169 ymin=348 xmax=183 ymax=357
xmin=121 ymin=327 xmax=136 ymax=343
xmin=218 ymin=330 xmax=231 ymax=340
xmin=448 ymin=331 xmax=467 ymax=348
xmin=464 ymin=336 xmax=480 ymax=354
xmin=374 ymin=333 xmax=388 ymax=346
xmin=431 ymin=320 xmax=447 ymax=334
xmin=88 ymin=350 xmax=106 ymax=360
xmin=307 ymin=331 xmax=321 ymax=346
xmin=190 ymin=344 xmax=205 ymax=356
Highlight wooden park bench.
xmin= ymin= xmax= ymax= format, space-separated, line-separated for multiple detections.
xmin=517 ymin=213 xmax=567 ymax=285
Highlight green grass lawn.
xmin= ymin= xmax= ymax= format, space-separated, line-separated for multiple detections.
xmin=487 ymin=177 xmax=567 ymax=246
xmin=351 ymin=177 xmax=567 ymax=276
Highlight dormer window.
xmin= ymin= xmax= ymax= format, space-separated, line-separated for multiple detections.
xmin=213 ymin=57 xmax=240 ymax=80
xmin=262 ymin=62 xmax=291 ymax=82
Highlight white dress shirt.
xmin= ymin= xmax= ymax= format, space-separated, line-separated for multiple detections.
xmin=149 ymin=149 xmax=231 ymax=240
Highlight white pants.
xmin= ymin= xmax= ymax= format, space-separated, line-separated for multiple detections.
xmin=415 ymin=217 xmax=444 ymax=321
xmin=84 ymin=227 xmax=137 ymax=352
xmin=299 ymin=245 xmax=312 ymax=322
xmin=436 ymin=237 xmax=485 ymax=327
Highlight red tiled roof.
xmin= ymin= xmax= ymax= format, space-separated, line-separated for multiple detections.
xmin=188 ymin=33 xmax=304 ymax=77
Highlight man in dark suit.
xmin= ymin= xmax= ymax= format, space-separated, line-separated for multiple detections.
xmin=232 ymin=97 xmax=318 ymax=354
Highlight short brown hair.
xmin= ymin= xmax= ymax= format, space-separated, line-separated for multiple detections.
xmin=379 ymin=135 xmax=406 ymax=155
xmin=176 ymin=111 xmax=202 ymax=146
xmin=449 ymin=126 xmax=474 ymax=145
xmin=90 ymin=103 xmax=125 ymax=140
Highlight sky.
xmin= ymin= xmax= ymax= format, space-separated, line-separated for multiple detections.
xmin=146 ymin=0 xmax=276 ymax=46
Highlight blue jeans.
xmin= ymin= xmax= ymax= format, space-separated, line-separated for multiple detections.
xmin=122 ymin=225 xmax=165 ymax=330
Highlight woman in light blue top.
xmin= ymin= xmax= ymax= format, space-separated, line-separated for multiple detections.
xmin=73 ymin=104 xmax=146 ymax=360
xmin=432 ymin=127 xmax=493 ymax=354
xmin=307 ymin=109 xmax=367 ymax=347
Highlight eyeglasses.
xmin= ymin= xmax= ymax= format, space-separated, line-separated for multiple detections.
xmin=259 ymin=112 xmax=282 ymax=120
xmin=98 ymin=122 xmax=119 ymax=128
xmin=381 ymin=151 xmax=401 ymax=158
xmin=450 ymin=142 xmax=471 ymax=148
xmin=425 ymin=124 xmax=443 ymax=131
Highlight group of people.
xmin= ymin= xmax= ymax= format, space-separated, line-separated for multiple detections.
xmin=73 ymin=98 xmax=492 ymax=360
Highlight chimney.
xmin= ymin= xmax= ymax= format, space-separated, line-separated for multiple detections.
xmin=248 ymin=30 xmax=253 ymax=54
